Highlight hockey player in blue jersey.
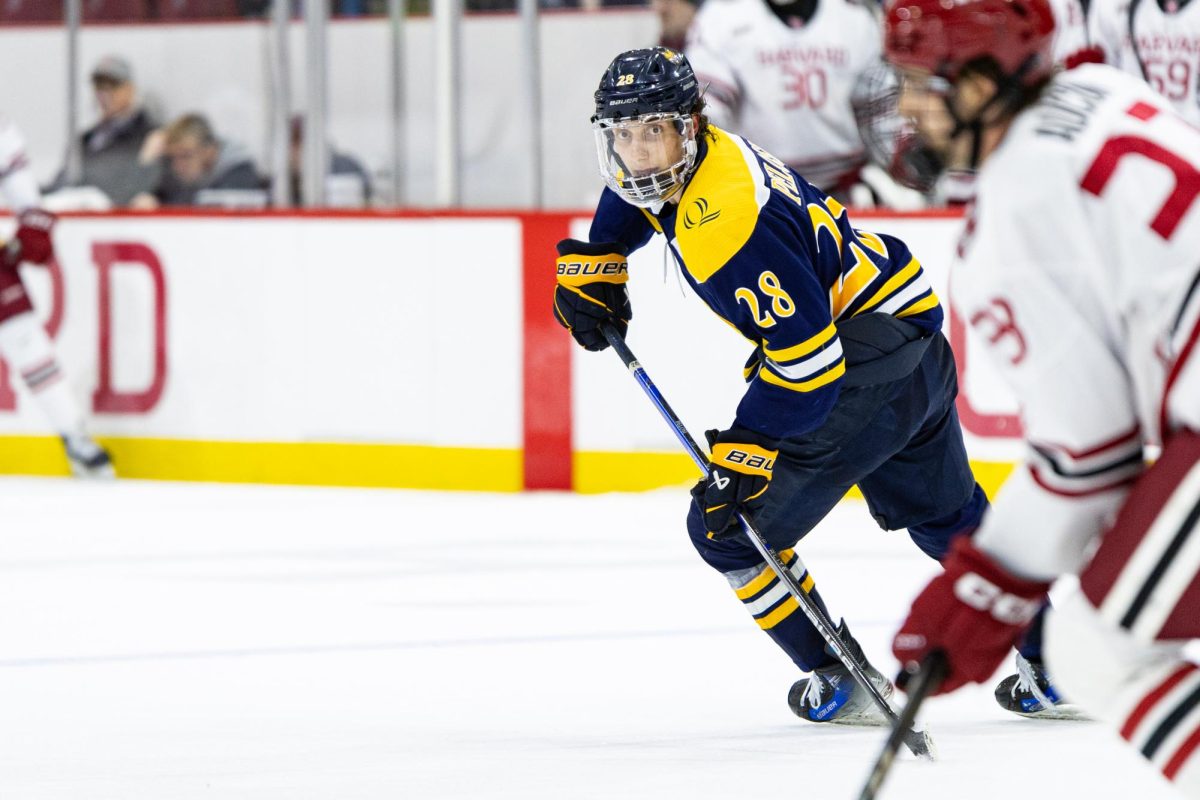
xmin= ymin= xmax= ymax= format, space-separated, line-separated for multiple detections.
xmin=553 ymin=47 xmax=1041 ymax=723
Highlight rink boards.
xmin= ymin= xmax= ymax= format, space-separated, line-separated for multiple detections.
xmin=0 ymin=210 xmax=1021 ymax=492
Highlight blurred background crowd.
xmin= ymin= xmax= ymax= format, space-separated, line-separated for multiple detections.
xmin=0 ymin=0 xmax=647 ymax=18
xmin=0 ymin=0 xmax=1194 ymax=212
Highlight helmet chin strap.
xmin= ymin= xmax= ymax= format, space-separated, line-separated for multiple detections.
xmin=940 ymin=55 xmax=1037 ymax=172
xmin=943 ymin=95 xmax=1000 ymax=172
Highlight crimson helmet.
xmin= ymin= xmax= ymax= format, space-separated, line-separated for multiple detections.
xmin=884 ymin=0 xmax=1056 ymax=86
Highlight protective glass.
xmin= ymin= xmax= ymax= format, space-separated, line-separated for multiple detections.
xmin=592 ymin=114 xmax=698 ymax=208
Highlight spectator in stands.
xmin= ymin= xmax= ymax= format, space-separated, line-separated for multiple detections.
xmin=287 ymin=116 xmax=372 ymax=207
xmin=131 ymin=113 xmax=265 ymax=208
xmin=654 ymin=0 xmax=698 ymax=51
xmin=46 ymin=55 xmax=161 ymax=207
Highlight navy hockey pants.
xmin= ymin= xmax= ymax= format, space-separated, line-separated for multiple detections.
xmin=685 ymin=324 xmax=990 ymax=672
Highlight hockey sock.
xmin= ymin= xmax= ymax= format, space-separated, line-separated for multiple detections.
xmin=724 ymin=549 xmax=834 ymax=671
xmin=0 ymin=312 xmax=85 ymax=436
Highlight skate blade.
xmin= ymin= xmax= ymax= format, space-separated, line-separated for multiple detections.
xmin=816 ymin=705 xmax=894 ymax=727
xmin=824 ymin=715 xmax=892 ymax=727
xmin=1012 ymin=703 xmax=1092 ymax=721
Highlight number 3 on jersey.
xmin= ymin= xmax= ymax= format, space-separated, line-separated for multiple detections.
xmin=735 ymin=270 xmax=795 ymax=328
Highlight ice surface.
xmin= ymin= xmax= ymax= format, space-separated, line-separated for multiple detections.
xmin=0 ymin=478 xmax=1181 ymax=799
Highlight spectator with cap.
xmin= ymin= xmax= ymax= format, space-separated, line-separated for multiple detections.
xmin=46 ymin=55 xmax=161 ymax=207
xmin=132 ymin=113 xmax=265 ymax=208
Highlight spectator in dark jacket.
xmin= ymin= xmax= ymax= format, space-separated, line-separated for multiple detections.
xmin=132 ymin=113 xmax=265 ymax=208
xmin=287 ymin=116 xmax=372 ymax=207
xmin=47 ymin=55 xmax=161 ymax=206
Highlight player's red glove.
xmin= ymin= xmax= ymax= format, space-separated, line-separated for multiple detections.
xmin=9 ymin=209 xmax=57 ymax=265
xmin=892 ymin=536 xmax=1049 ymax=695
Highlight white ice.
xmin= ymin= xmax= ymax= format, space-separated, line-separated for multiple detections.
xmin=0 ymin=478 xmax=1182 ymax=800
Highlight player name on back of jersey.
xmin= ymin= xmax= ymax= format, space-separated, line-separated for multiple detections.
xmin=1034 ymin=79 xmax=1109 ymax=141
xmin=756 ymin=46 xmax=849 ymax=68
xmin=1134 ymin=33 xmax=1200 ymax=55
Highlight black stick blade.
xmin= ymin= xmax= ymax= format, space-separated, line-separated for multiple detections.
xmin=858 ymin=652 xmax=947 ymax=800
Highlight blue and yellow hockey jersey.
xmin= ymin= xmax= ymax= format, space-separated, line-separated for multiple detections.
xmin=590 ymin=125 xmax=942 ymax=441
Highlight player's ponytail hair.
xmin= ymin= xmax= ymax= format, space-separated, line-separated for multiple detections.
xmin=689 ymin=97 xmax=716 ymax=143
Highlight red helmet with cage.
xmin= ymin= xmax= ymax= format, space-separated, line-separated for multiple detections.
xmin=884 ymin=0 xmax=1057 ymax=85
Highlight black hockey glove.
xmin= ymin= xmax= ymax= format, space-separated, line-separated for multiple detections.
xmin=552 ymin=238 xmax=631 ymax=351
xmin=691 ymin=428 xmax=779 ymax=541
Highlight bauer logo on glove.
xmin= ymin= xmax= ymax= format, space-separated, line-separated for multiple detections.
xmin=715 ymin=445 xmax=775 ymax=473
xmin=692 ymin=428 xmax=779 ymax=540
xmin=552 ymin=238 xmax=632 ymax=352
xmin=556 ymin=258 xmax=628 ymax=281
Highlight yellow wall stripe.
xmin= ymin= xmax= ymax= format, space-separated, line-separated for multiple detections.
xmin=573 ymin=449 xmax=1017 ymax=499
xmin=0 ymin=435 xmax=523 ymax=492
xmin=572 ymin=450 xmax=702 ymax=493
xmin=0 ymin=436 xmax=1018 ymax=500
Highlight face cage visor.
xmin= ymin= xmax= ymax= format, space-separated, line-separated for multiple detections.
xmin=855 ymin=64 xmax=941 ymax=193
xmin=889 ymin=69 xmax=959 ymax=190
xmin=593 ymin=114 xmax=698 ymax=208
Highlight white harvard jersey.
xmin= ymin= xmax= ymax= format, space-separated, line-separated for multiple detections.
xmin=1049 ymin=0 xmax=1092 ymax=65
xmin=1089 ymin=0 xmax=1200 ymax=124
xmin=953 ymin=64 xmax=1200 ymax=581
xmin=0 ymin=116 xmax=41 ymax=211
xmin=684 ymin=0 xmax=878 ymax=192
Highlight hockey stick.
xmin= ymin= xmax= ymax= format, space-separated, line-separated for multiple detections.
xmin=858 ymin=651 xmax=948 ymax=800
xmin=599 ymin=322 xmax=935 ymax=759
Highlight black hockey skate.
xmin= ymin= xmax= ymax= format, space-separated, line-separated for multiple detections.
xmin=994 ymin=654 xmax=1087 ymax=720
xmin=787 ymin=621 xmax=893 ymax=725
xmin=62 ymin=434 xmax=115 ymax=479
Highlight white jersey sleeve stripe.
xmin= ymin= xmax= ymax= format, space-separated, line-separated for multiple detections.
xmin=766 ymin=338 xmax=844 ymax=380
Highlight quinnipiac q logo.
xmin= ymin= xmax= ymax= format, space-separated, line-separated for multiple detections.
xmin=683 ymin=197 xmax=721 ymax=229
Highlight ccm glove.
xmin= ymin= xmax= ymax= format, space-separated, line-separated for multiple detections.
xmin=892 ymin=536 xmax=1050 ymax=695
xmin=691 ymin=428 xmax=779 ymax=540
xmin=9 ymin=209 xmax=57 ymax=265
xmin=552 ymin=238 xmax=631 ymax=351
